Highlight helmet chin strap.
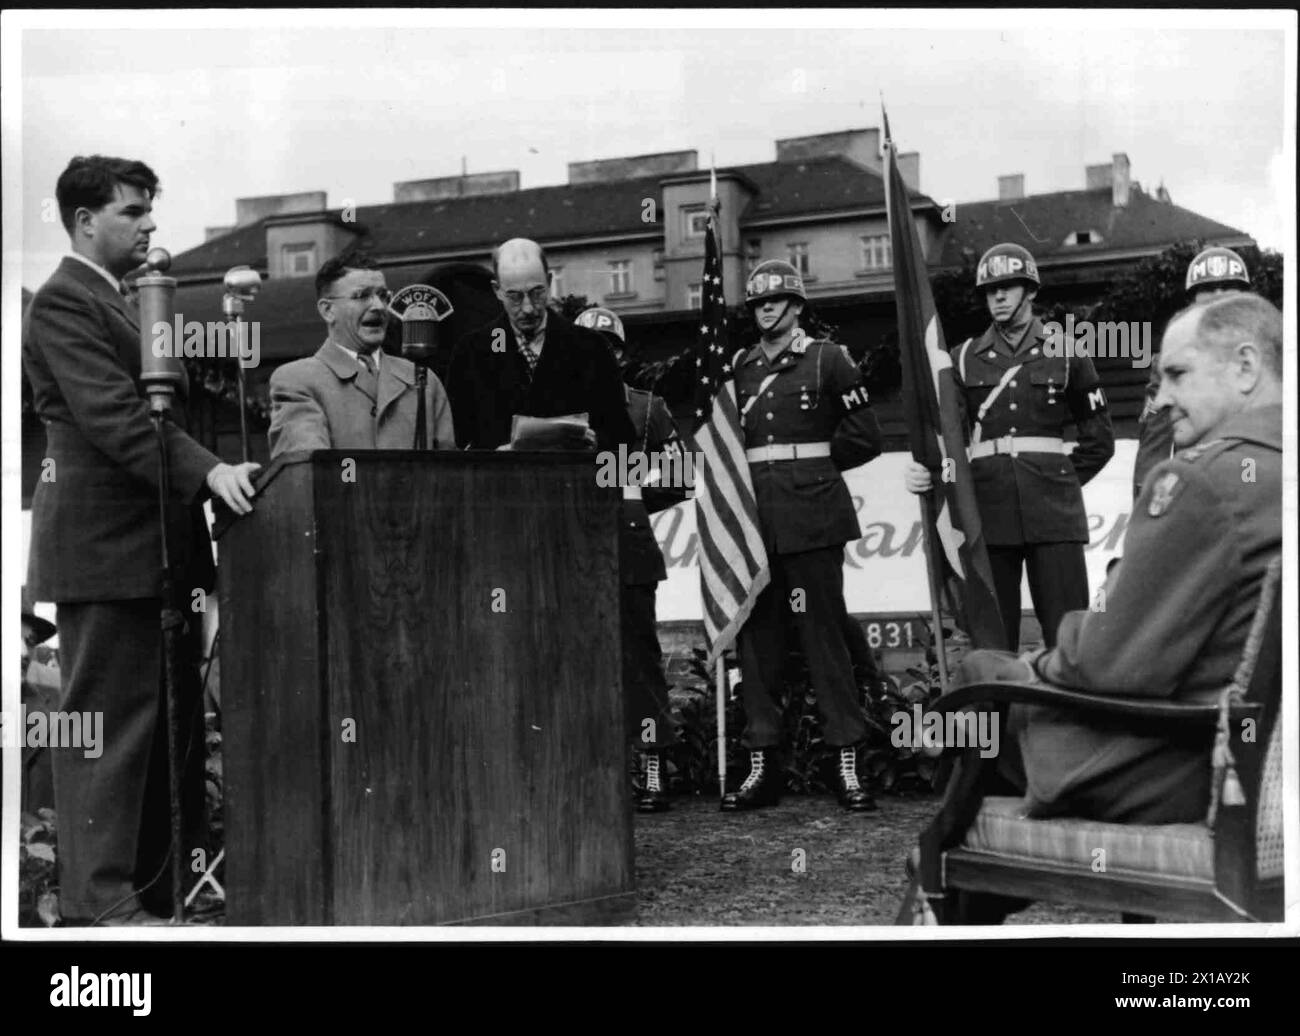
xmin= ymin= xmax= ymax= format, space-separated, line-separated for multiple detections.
xmin=760 ymin=299 xmax=792 ymax=341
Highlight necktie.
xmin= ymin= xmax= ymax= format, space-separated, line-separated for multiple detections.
xmin=357 ymin=351 xmax=377 ymax=377
xmin=517 ymin=336 xmax=540 ymax=383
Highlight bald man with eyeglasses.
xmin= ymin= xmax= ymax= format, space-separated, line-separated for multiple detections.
xmin=268 ymin=253 xmax=456 ymax=456
xmin=445 ymin=238 xmax=634 ymax=452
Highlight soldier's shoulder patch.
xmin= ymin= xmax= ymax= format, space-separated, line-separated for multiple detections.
xmin=1147 ymin=470 xmax=1184 ymax=518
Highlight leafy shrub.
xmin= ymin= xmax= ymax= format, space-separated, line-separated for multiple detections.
xmin=654 ymin=620 xmax=965 ymax=797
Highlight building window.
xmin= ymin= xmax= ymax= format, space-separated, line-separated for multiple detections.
xmin=549 ymin=265 xmax=564 ymax=298
xmin=787 ymin=242 xmax=810 ymax=277
xmin=283 ymin=242 xmax=317 ymax=277
xmin=608 ymin=259 xmax=633 ymax=296
xmin=684 ymin=208 xmax=710 ymax=239
xmin=745 ymin=238 xmax=762 ymax=273
xmin=860 ymin=234 xmax=892 ymax=271
xmin=1064 ymin=230 xmax=1102 ymax=246
xmin=653 ymin=248 xmax=665 ymax=282
xmin=687 ymin=283 xmax=703 ymax=310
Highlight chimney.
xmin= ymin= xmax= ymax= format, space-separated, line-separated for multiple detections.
xmin=1111 ymin=152 xmax=1131 ymax=207
xmin=567 ymin=150 xmax=698 ymax=185
xmin=1156 ymin=180 xmax=1172 ymax=204
xmin=394 ymin=170 xmax=520 ymax=203
xmin=775 ymin=128 xmax=882 ymax=173
xmin=235 ymin=190 xmax=328 ymax=227
xmin=1085 ymin=163 xmax=1111 ymax=190
xmin=998 ymin=174 xmax=1025 ymax=201
xmin=896 ymin=152 xmax=920 ymax=191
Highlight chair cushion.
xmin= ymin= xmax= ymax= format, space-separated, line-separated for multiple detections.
xmin=963 ymin=796 xmax=1213 ymax=880
xmin=1257 ymin=724 xmax=1283 ymax=879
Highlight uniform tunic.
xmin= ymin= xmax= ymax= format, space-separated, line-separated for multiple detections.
xmin=951 ymin=317 xmax=1115 ymax=649
xmin=731 ymin=332 xmax=882 ymax=750
xmin=619 ymin=387 xmax=686 ymax=749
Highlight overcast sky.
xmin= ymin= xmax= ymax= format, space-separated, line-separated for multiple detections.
xmin=5 ymin=10 xmax=1295 ymax=292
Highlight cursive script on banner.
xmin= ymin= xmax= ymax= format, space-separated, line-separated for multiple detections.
xmin=652 ymin=494 xmax=1133 ymax=571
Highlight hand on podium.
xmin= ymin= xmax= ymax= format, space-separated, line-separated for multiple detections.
xmin=207 ymin=461 xmax=261 ymax=515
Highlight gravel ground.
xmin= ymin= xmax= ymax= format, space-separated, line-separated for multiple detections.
xmin=634 ymin=791 xmax=1116 ymax=927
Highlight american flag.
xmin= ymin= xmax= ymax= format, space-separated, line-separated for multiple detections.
xmin=883 ymin=107 xmax=1007 ymax=650
xmin=689 ymin=207 xmax=770 ymax=663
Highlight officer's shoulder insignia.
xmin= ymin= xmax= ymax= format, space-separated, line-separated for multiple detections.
xmin=1147 ymin=471 xmax=1184 ymax=518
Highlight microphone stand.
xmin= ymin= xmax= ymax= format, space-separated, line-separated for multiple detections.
xmin=137 ymin=254 xmax=187 ymax=924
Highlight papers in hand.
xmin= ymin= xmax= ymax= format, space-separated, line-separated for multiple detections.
xmin=509 ymin=412 xmax=591 ymax=450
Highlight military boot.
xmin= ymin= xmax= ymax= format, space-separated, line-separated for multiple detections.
xmin=636 ymin=750 xmax=671 ymax=813
xmin=720 ymin=749 xmax=783 ymax=812
xmin=835 ymin=745 xmax=877 ymax=812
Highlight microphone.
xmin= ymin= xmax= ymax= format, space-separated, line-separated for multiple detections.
xmin=222 ymin=265 xmax=262 ymax=317
xmin=137 ymin=248 xmax=180 ymax=411
xmin=389 ymin=284 xmax=454 ymax=365
xmin=388 ymin=284 xmax=454 ymax=449
xmin=222 ymin=265 xmax=263 ymax=463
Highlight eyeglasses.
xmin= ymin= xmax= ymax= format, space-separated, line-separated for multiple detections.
xmin=502 ymin=286 xmax=549 ymax=307
xmin=323 ymin=288 xmax=393 ymax=305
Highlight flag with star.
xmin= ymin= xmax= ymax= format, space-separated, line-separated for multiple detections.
xmin=688 ymin=198 xmax=770 ymax=664
xmin=883 ymin=107 xmax=1007 ymax=651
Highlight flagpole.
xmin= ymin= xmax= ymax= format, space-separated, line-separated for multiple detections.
xmin=918 ymin=492 xmax=951 ymax=694
xmin=708 ymin=150 xmax=729 ymax=798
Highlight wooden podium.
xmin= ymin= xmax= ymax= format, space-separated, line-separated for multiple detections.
xmin=214 ymin=451 xmax=634 ymax=925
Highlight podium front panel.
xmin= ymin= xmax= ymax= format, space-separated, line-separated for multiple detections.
xmin=219 ymin=451 xmax=634 ymax=925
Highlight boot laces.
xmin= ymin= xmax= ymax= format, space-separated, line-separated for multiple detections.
xmin=644 ymin=752 xmax=662 ymax=793
xmin=739 ymin=751 xmax=767 ymax=792
xmin=839 ymin=747 xmax=861 ymax=791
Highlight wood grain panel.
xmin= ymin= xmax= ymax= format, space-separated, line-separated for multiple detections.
xmin=218 ymin=457 xmax=328 ymax=924
xmin=309 ymin=451 xmax=632 ymax=924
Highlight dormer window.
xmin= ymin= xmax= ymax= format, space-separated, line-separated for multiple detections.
xmin=1064 ymin=230 xmax=1103 ymax=246
xmin=282 ymin=242 xmax=318 ymax=276
xmin=683 ymin=208 xmax=710 ymax=239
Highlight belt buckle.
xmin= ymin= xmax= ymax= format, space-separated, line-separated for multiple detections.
xmin=997 ymin=435 xmax=1015 ymax=457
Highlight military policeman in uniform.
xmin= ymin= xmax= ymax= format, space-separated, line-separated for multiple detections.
xmin=722 ymin=259 xmax=883 ymax=813
xmin=904 ymin=243 xmax=1114 ymax=651
xmin=576 ymin=306 xmax=687 ymax=813
xmin=1132 ymin=245 xmax=1252 ymax=500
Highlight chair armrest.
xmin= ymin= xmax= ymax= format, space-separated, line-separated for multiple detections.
xmin=936 ymin=681 xmax=1262 ymax=729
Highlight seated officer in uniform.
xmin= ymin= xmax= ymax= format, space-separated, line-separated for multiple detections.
xmin=956 ymin=292 xmax=1282 ymax=826
xmin=722 ymin=259 xmax=883 ymax=813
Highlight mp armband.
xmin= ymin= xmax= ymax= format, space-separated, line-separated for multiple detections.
xmin=839 ymin=383 xmax=871 ymax=413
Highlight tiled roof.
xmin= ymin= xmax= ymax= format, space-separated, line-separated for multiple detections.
xmin=171 ymin=156 xmax=931 ymax=275
xmin=934 ymin=186 xmax=1249 ymax=267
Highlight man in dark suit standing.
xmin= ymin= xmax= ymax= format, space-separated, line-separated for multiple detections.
xmin=445 ymin=238 xmax=635 ymax=452
xmin=23 ymin=155 xmax=258 ymax=925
